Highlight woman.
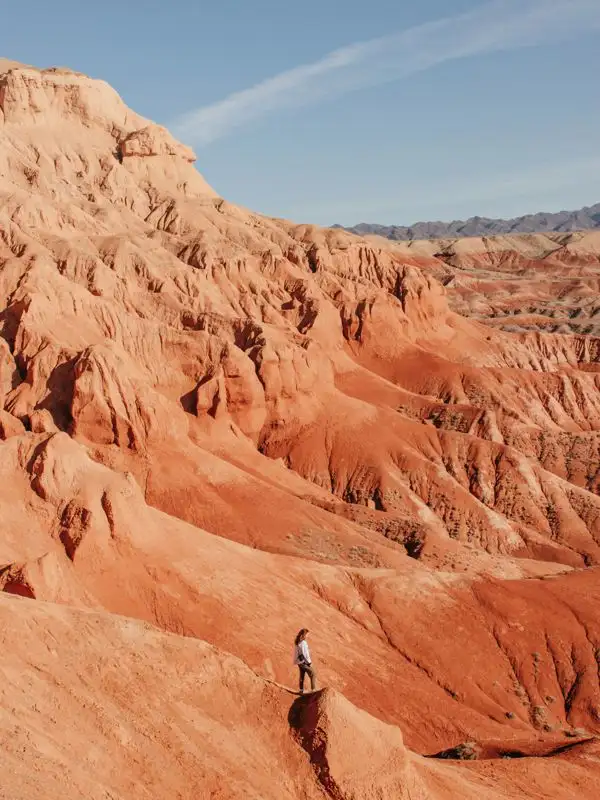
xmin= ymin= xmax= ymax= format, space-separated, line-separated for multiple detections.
xmin=294 ymin=628 xmax=317 ymax=694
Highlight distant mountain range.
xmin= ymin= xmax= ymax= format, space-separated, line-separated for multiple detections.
xmin=335 ymin=202 xmax=600 ymax=241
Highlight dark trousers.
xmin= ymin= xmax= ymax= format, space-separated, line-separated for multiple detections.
xmin=298 ymin=664 xmax=316 ymax=693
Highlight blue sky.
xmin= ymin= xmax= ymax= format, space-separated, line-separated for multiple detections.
xmin=3 ymin=0 xmax=600 ymax=225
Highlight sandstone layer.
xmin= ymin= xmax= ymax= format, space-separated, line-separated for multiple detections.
xmin=2 ymin=60 xmax=600 ymax=799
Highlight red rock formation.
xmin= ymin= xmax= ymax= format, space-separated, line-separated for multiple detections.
xmin=2 ymin=60 xmax=600 ymax=798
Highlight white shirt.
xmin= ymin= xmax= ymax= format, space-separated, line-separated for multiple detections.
xmin=293 ymin=640 xmax=311 ymax=666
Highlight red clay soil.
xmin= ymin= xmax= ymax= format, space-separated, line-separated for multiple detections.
xmin=2 ymin=60 xmax=600 ymax=798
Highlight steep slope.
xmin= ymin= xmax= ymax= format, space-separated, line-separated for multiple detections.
xmin=5 ymin=594 xmax=600 ymax=800
xmin=3 ymin=60 xmax=600 ymax=798
xmin=6 ymin=428 xmax=600 ymax=751
xmin=0 ymin=594 xmax=325 ymax=800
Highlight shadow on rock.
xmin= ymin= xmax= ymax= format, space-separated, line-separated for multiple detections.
xmin=287 ymin=690 xmax=323 ymax=733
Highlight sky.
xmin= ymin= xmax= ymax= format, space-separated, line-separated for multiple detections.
xmin=3 ymin=0 xmax=600 ymax=225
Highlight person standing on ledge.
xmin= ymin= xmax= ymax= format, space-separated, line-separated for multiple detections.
xmin=294 ymin=628 xmax=317 ymax=694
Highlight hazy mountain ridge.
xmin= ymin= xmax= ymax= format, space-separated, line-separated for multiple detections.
xmin=336 ymin=202 xmax=600 ymax=240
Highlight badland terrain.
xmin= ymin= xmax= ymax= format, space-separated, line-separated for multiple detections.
xmin=3 ymin=58 xmax=600 ymax=798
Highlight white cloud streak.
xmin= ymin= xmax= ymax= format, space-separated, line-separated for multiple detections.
xmin=173 ymin=0 xmax=600 ymax=146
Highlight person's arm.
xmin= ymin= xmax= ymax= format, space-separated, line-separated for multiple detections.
xmin=300 ymin=640 xmax=311 ymax=664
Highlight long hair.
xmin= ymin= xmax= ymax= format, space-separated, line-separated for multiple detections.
xmin=295 ymin=628 xmax=308 ymax=645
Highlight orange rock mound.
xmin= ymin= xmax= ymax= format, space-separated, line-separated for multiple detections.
xmin=2 ymin=59 xmax=600 ymax=798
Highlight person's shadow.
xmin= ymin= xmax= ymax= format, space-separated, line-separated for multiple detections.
xmin=287 ymin=694 xmax=308 ymax=731
xmin=287 ymin=692 xmax=329 ymax=784
xmin=287 ymin=691 xmax=322 ymax=739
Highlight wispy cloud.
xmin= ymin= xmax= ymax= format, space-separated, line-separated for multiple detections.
xmin=172 ymin=0 xmax=600 ymax=147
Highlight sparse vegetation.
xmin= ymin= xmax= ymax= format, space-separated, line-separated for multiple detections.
xmin=433 ymin=741 xmax=479 ymax=761
xmin=565 ymin=727 xmax=589 ymax=738
xmin=532 ymin=705 xmax=548 ymax=730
